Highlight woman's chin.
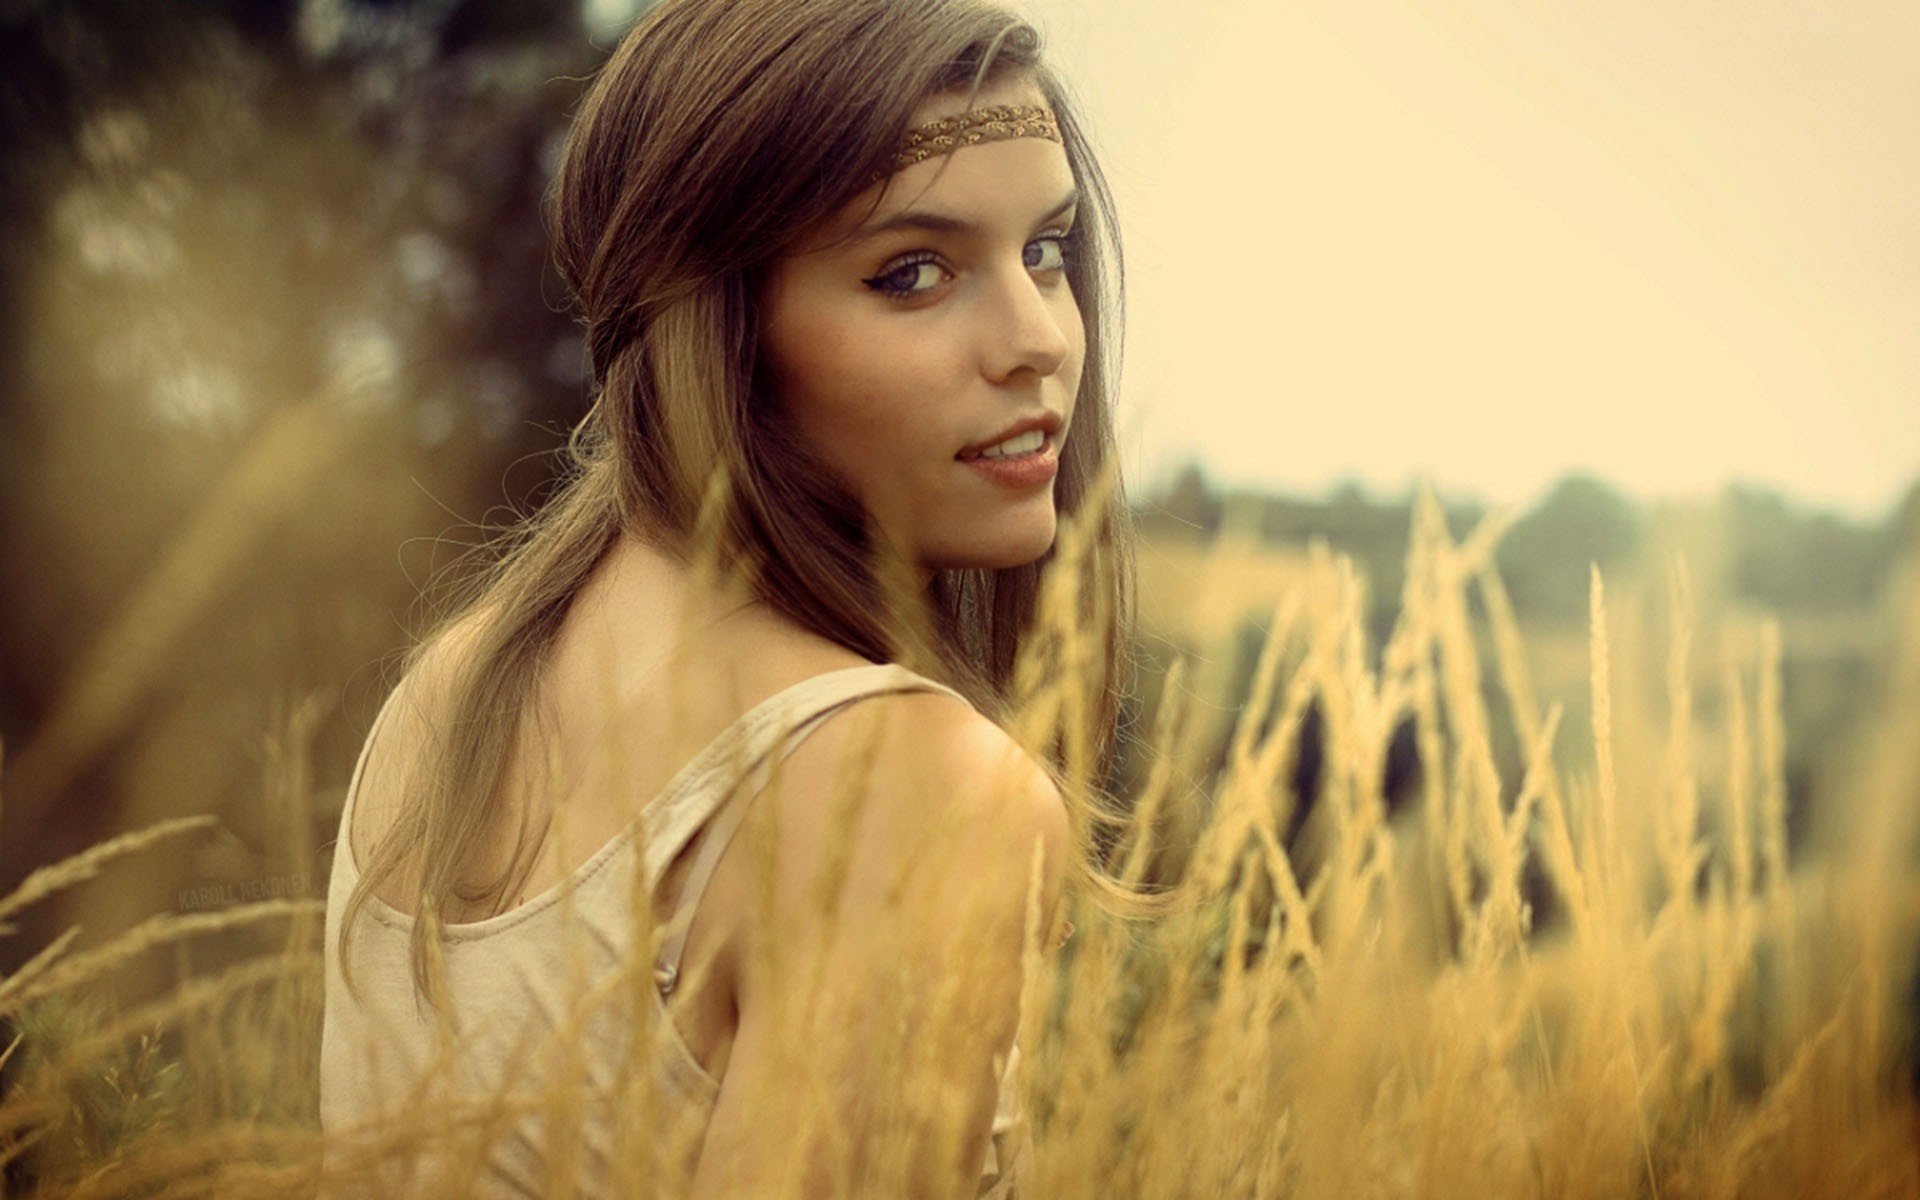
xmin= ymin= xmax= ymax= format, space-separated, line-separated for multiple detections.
xmin=924 ymin=522 xmax=1059 ymax=573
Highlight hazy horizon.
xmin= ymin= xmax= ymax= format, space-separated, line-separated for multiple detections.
xmin=1140 ymin=458 xmax=1920 ymax=527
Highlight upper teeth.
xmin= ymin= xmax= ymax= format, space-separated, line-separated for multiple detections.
xmin=969 ymin=429 xmax=1046 ymax=459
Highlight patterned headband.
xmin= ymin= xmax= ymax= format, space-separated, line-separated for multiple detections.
xmin=867 ymin=103 xmax=1063 ymax=186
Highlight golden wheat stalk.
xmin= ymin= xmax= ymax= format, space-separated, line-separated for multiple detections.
xmin=0 ymin=813 xmax=217 ymax=933
xmin=0 ymin=899 xmax=320 ymax=1018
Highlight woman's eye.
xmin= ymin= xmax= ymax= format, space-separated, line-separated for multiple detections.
xmin=864 ymin=255 xmax=946 ymax=302
xmin=1025 ymin=232 xmax=1076 ymax=273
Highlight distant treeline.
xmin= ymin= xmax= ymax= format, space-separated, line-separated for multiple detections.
xmin=1137 ymin=462 xmax=1920 ymax=625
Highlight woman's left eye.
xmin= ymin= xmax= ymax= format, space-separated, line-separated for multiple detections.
xmin=1025 ymin=232 xmax=1076 ymax=273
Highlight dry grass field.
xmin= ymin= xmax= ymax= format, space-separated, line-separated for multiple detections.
xmin=3 ymin=465 xmax=1918 ymax=1197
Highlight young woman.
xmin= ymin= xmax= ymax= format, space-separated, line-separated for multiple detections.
xmin=321 ymin=0 xmax=1151 ymax=1195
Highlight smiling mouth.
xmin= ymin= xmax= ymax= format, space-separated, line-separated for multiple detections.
xmin=954 ymin=433 xmax=1061 ymax=491
xmin=956 ymin=430 xmax=1059 ymax=462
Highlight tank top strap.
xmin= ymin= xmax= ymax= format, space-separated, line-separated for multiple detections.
xmin=644 ymin=662 xmax=969 ymax=996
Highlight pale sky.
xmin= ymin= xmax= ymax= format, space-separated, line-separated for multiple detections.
xmin=1024 ymin=0 xmax=1920 ymax=519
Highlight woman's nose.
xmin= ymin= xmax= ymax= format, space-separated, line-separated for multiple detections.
xmin=980 ymin=260 xmax=1073 ymax=383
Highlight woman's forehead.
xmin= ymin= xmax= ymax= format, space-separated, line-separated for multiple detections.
xmin=802 ymin=137 xmax=1074 ymax=258
xmin=885 ymin=134 xmax=1072 ymax=217
xmin=781 ymin=75 xmax=1064 ymax=253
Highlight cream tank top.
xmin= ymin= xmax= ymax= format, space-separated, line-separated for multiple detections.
xmin=320 ymin=662 xmax=1031 ymax=1198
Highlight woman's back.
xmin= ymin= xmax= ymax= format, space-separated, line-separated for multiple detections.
xmin=321 ymin=536 xmax=1051 ymax=1197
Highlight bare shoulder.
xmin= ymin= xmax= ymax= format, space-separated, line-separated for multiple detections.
xmin=726 ymin=685 xmax=1070 ymax=988
xmin=790 ymin=687 xmax=1066 ymax=873
xmin=695 ymin=685 xmax=1071 ymax=1196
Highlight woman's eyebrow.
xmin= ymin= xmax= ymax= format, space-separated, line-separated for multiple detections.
xmin=849 ymin=188 xmax=1079 ymax=244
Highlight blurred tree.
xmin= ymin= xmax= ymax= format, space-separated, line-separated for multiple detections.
xmin=1149 ymin=458 xmax=1223 ymax=537
xmin=0 ymin=0 xmax=651 ymax=982
xmin=1721 ymin=483 xmax=1885 ymax=611
xmin=1496 ymin=472 xmax=1642 ymax=621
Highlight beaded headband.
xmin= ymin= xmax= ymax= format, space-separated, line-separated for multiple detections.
xmin=868 ymin=103 xmax=1062 ymax=186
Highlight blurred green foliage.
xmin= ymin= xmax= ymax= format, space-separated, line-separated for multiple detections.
xmin=1145 ymin=460 xmax=1918 ymax=626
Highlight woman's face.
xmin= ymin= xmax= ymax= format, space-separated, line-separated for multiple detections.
xmin=758 ymin=75 xmax=1085 ymax=581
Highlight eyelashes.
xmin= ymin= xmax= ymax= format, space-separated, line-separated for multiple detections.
xmin=862 ymin=231 xmax=1079 ymax=304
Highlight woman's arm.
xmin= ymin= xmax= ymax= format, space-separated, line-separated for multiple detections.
xmin=687 ymin=692 xmax=1069 ymax=1200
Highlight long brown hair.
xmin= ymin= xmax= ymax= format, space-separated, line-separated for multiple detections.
xmin=340 ymin=0 xmax=1160 ymax=1005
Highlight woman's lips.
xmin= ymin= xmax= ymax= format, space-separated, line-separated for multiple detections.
xmin=956 ymin=433 xmax=1059 ymax=489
